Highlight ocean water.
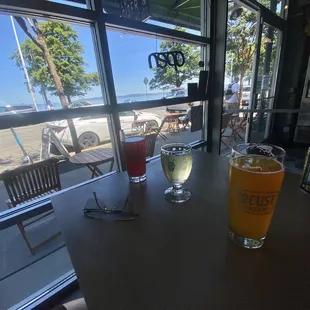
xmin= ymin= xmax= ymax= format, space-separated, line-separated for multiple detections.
xmin=37 ymin=93 xmax=164 ymax=111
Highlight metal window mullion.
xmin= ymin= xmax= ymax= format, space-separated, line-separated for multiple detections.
xmin=0 ymin=105 xmax=111 ymax=130
xmin=116 ymin=94 xmax=208 ymax=112
xmin=265 ymin=29 xmax=283 ymax=139
xmin=0 ymin=0 xmax=96 ymax=24
xmin=91 ymin=1 xmax=125 ymax=172
xmin=201 ymin=0 xmax=209 ymax=144
xmin=246 ymin=12 xmax=263 ymax=143
xmin=104 ymin=14 xmax=210 ymax=46
xmin=238 ymin=0 xmax=286 ymax=30
xmin=207 ymin=0 xmax=227 ymax=154
xmin=0 ymin=96 xmax=208 ymax=130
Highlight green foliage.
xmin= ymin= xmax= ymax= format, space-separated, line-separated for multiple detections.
xmin=11 ymin=21 xmax=99 ymax=100
xmin=226 ymin=7 xmax=257 ymax=81
xmin=226 ymin=0 xmax=278 ymax=81
xmin=149 ymin=27 xmax=200 ymax=90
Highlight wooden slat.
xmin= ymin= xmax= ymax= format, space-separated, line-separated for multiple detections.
xmin=7 ymin=182 xmax=18 ymax=205
xmin=50 ymin=163 xmax=56 ymax=188
xmin=86 ymin=150 xmax=104 ymax=161
xmin=40 ymin=165 xmax=48 ymax=191
xmin=22 ymin=172 xmax=31 ymax=197
xmin=16 ymin=174 xmax=27 ymax=201
xmin=92 ymin=148 xmax=113 ymax=158
xmin=69 ymin=148 xmax=114 ymax=165
xmin=12 ymin=175 xmax=22 ymax=201
xmin=53 ymin=162 xmax=61 ymax=190
xmin=26 ymin=170 xmax=35 ymax=195
xmin=45 ymin=164 xmax=52 ymax=191
xmin=1 ymin=158 xmax=61 ymax=208
xmin=34 ymin=167 xmax=43 ymax=192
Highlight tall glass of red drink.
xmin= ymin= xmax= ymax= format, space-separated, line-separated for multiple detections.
xmin=122 ymin=136 xmax=146 ymax=183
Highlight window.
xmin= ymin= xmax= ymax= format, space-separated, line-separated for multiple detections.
xmin=47 ymin=0 xmax=88 ymax=9
xmin=256 ymin=0 xmax=286 ymax=16
xmin=120 ymin=111 xmax=135 ymax=117
xmin=120 ymin=102 xmax=204 ymax=157
xmin=0 ymin=0 xmax=211 ymax=308
xmin=0 ymin=14 xmax=102 ymax=113
xmin=0 ymin=13 xmax=116 ymax=308
xmin=103 ymin=0 xmax=207 ymax=36
xmin=0 ymin=227 xmax=73 ymax=309
xmin=107 ymin=29 xmax=204 ymax=103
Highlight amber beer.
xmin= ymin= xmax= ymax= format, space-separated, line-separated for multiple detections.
xmin=229 ymin=156 xmax=285 ymax=242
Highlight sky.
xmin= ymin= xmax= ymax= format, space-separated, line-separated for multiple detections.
xmin=0 ymin=8 xmax=201 ymax=108
xmin=0 ymin=15 xmax=158 ymax=106
xmin=1 ymin=0 xmax=282 ymax=107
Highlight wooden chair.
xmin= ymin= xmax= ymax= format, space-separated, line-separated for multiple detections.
xmin=166 ymin=115 xmax=181 ymax=133
xmin=221 ymin=113 xmax=233 ymax=148
xmin=231 ymin=113 xmax=248 ymax=141
xmin=144 ymin=133 xmax=158 ymax=158
xmin=0 ymin=158 xmax=62 ymax=254
xmin=151 ymin=119 xmax=167 ymax=140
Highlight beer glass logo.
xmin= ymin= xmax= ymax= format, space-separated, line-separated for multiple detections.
xmin=234 ymin=188 xmax=279 ymax=215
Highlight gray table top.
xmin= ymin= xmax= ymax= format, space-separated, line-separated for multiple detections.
xmin=52 ymin=151 xmax=310 ymax=309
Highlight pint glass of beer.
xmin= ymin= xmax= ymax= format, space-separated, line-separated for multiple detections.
xmin=229 ymin=144 xmax=285 ymax=249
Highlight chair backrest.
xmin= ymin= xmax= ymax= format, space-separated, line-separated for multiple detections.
xmin=0 ymin=158 xmax=61 ymax=208
xmin=165 ymin=115 xmax=178 ymax=123
xmin=144 ymin=134 xmax=157 ymax=158
xmin=221 ymin=113 xmax=233 ymax=130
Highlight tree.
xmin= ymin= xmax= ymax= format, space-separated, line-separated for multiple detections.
xmin=149 ymin=27 xmax=200 ymax=91
xmin=11 ymin=22 xmax=99 ymax=106
xmin=11 ymin=18 xmax=99 ymax=152
xmin=226 ymin=5 xmax=257 ymax=103
xmin=226 ymin=0 xmax=278 ymax=104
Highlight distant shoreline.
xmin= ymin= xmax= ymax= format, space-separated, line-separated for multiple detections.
xmin=88 ymin=92 xmax=164 ymax=100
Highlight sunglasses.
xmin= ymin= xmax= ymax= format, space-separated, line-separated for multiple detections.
xmin=83 ymin=191 xmax=139 ymax=221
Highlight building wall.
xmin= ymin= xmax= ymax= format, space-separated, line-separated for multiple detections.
xmin=273 ymin=0 xmax=310 ymax=145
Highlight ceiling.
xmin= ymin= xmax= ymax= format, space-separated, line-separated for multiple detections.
xmin=150 ymin=0 xmax=201 ymax=30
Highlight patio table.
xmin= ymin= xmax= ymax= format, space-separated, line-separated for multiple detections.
xmin=69 ymin=147 xmax=114 ymax=179
xmin=52 ymin=151 xmax=310 ymax=309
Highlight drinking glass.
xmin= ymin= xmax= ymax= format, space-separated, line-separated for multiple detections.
xmin=161 ymin=143 xmax=193 ymax=203
xmin=122 ymin=136 xmax=146 ymax=183
xmin=229 ymin=143 xmax=286 ymax=249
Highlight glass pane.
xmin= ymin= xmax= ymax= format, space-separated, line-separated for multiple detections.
xmin=0 ymin=226 xmax=72 ymax=309
xmin=104 ymin=0 xmax=206 ymax=36
xmin=220 ymin=112 xmax=247 ymax=156
xmin=256 ymin=0 xmax=285 ymax=16
xmin=224 ymin=1 xmax=258 ymax=111
xmin=47 ymin=0 xmax=88 ymax=9
xmin=119 ymin=102 xmax=203 ymax=157
xmin=0 ymin=118 xmax=116 ymax=193
xmin=255 ymin=24 xmax=281 ymax=109
xmin=0 ymin=14 xmax=102 ymax=113
xmin=107 ymin=30 xmax=203 ymax=103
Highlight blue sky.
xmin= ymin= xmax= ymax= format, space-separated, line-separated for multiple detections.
xmin=0 ymin=14 xmax=167 ymax=106
xmin=0 ymin=13 xmax=200 ymax=107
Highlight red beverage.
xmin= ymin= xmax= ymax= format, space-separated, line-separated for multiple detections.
xmin=122 ymin=136 xmax=146 ymax=183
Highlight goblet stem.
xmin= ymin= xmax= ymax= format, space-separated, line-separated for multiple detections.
xmin=172 ymin=184 xmax=183 ymax=195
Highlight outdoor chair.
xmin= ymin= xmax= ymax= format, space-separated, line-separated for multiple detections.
xmin=0 ymin=158 xmax=62 ymax=255
xmin=151 ymin=118 xmax=168 ymax=140
xmin=221 ymin=113 xmax=233 ymax=149
xmin=144 ymin=133 xmax=158 ymax=158
xmin=165 ymin=115 xmax=181 ymax=133
xmin=230 ymin=113 xmax=248 ymax=141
